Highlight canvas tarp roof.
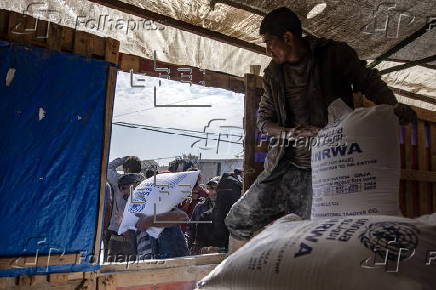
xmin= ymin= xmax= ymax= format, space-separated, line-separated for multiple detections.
xmin=2 ymin=0 xmax=435 ymax=110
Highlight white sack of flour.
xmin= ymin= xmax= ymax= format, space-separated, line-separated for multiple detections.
xmin=118 ymin=171 xmax=200 ymax=237
xmin=311 ymin=100 xmax=401 ymax=219
xmin=197 ymin=214 xmax=436 ymax=290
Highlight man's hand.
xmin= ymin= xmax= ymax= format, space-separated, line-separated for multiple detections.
xmin=393 ymin=103 xmax=417 ymax=125
xmin=292 ymin=125 xmax=319 ymax=137
xmin=200 ymin=246 xmax=220 ymax=254
xmin=263 ymin=122 xmax=319 ymax=139
xmin=135 ymin=213 xmax=154 ymax=231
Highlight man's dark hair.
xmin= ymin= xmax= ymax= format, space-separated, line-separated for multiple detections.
xmin=123 ymin=156 xmax=141 ymax=173
xmin=259 ymin=7 xmax=302 ymax=38
xmin=118 ymin=173 xmax=145 ymax=187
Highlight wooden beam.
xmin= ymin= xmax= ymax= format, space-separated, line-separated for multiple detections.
xmin=0 ymin=9 xmax=120 ymax=64
xmin=412 ymin=106 xmax=436 ymax=123
xmin=100 ymin=253 xmax=226 ymax=272
xmin=86 ymin=0 xmax=266 ymax=55
xmin=204 ymin=71 xmax=245 ymax=94
xmin=243 ymin=73 xmax=259 ymax=192
xmin=250 ymin=65 xmax=261 ymax=76
xmin=386 ymin=58 xmax=436 ymax=71
xmin=380 ymin=55 xmax=436 ymax=75
xmin=417 ymin=121 xmax=432 ymax=214
xmin=368 ymin=17 xmax=436 ymax=68
xmin=118 ymin=52 xmax=245 ymax=94
xmin=430 ymin=124 xmax=436 ymax=212
xmin=390 ymin=87 xmax=436 ymax=107
xmin=98 ymin=264 xmax=216 ymax=289
xmin=0 ymin=254 xmax=80 ymax=270
xmin=93 ymin=66 xmax=117 ymax=265
xmin=211 ymin=0 xmax=267 ymax=16
xmin=401 ymin=169 xmax=436 ymax=183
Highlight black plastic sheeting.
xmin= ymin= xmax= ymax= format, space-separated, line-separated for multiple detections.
xmin=0 ymin=41 xmax=112 ymax=276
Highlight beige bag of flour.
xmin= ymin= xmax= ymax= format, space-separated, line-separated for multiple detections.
xmin=197 ymin=214 xmax=436 ymax=290
xmin=311 ymin=100 xmax=401 ymax=219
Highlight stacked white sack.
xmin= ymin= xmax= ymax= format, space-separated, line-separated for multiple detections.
xmin=311 ymin=100 xmax=401 ymax=219
xmin=197 ymin=214 xmax=436 ymax=290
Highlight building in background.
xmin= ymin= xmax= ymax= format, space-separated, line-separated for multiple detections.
xmin=198 ymin=159 xmax=243 ymax=184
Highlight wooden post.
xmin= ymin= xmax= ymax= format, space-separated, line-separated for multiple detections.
xmin=105 ymin=38 xmax=120 ymax=64
xmin=403 ymin=124 xmax=415 ymax=217
xmin=431 ymin=124 xmax=436 ymax=212
xmin=93 ymin=66 xmax=117 ymax=264
xmin=417 ymin=121 xmax=432 ymax=214
xmin=73 ymin=30 xmax=91 ymax=57
xmin=243 ymin=73 xmax=258 ymax=192
xmin=249 ymin=65 xmax=261 ymax=76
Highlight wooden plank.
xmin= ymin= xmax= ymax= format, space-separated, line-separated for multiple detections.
xmin=203 ymin=71 xmax=244 ymax=93
xmin=413 ymin=106 xmax=436 ymax=123
xmin=104 ymin=37 xmax=120 ymax=64
xmin=100 ymin=253 xmax=226 ymax=272
xmin=93 ymin=66 xmax=117 ymax=265
xmin=401 ymin=169 xmax=436 ymax=182
xmin=17 ymin=275 xmax=47 ymax=287
xmin=73 ymin=30 xmax=90 ymax=57
xmin=45 ymin=22 xmax=63 ymax=51
xmin=0 ymin=254 xmax=80 ymax=270
xmin=48 ymin=272 xmax=85 ymax=282
xmin=380 ymin=54 xmax=436 ymax=75
xmin=0 ymin=277 xmax=16 ymax=289
xmin=99 ymin=264 xmax=216 ymax=289
xmin=7 ymin=11 xmax=33 ymax=44
xmin=118 ymin=53 xmax=140 ymax=72
xmin=390 ymin=87 xmax=436 ymax=106
xmin=60 ymin=26 xmax=74 ymax=52
xmin=1 ymin=9 xmax=119 ymax=62
xmin=90 ymin=36 xmax=106 ymax=59
xmin=255 ymin=75 xmax=263 ymax=89
xmin=250 ymin=65 xmax=261 ymax=76
xmin=0 ymin=273 xmax=90 ymax=290
xmin=417 ymin=121 xmax=432 ymax=214
xmin=118 ymin=52 xmax=245 ymax=94
xmin=403 ymin=124 xmax=415 ymax=217
xmin=431 ymin=124 xmax=436 ymax=212
xmin=0 ymin=10 xmax=8 ymax=39
xmin=243 ymin=73 xmax=258 ymax=192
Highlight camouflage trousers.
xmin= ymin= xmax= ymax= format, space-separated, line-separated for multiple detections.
xmin=225 ymin=159 xmax=313 ymax=241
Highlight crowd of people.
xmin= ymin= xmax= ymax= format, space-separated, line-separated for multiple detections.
xmin=102 ymin=156 xmax=243 ymax=262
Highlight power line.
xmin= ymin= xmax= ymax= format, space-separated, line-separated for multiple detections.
xmin=114 ymin=121 xmax=243 ymax=138
xmin=113 ymin=122 xmax=243 ymax=145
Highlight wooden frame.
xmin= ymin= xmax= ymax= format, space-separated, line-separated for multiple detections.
xmin=97 ymin=254 xmax=225 ymax=290
xmin=93 ymin=66 xmax=118 ymax=266
xmin=118 ymin=52 xmax=245 ymax=94
xmin=0 ymin=9 xmax=120 ymax=64
xmin=0 ymin=9 xmax=119 ymax=273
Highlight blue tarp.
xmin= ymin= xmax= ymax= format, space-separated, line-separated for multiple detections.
xmin=0 ymin=41 xmax=112 ymax=276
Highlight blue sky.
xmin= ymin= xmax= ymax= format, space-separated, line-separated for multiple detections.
xmin=109 ymin=71 xmax=244 ymax=165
